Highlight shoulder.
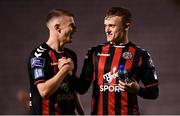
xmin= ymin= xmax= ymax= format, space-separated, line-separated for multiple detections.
xmin=130 ymin=42 xmax=154 ymax=66
xmin=28 ymin=43 xmax=50 ymax=68
xmin=87 ymin=42 xmax=108 ymax=53
xmin=29 ymin=43 xmax=51 ymax=61
xmin=129 ymin=41 xmax=151 ymax=57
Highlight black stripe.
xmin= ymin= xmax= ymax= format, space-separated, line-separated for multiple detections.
xmin=128 ymin=47 xmax=140 ymax=114
xmin=91 ymin=47 xmax=102 ymax=114
xmin=127 ymin=47 xmax=137 ymax=114
xmin=130 ymin=47 xmax=141 ymax=79
xmin=115 ymin=46 xmax=128 ymax=115
xmin=49 ymin=95 xmax=56 ymax=114
xmin=92 ymin=80 xmax=100 ymax=114
xmin=49 ymin=50 xmax=57 ymax=115
xmin=103 ymin=45 xmax=115 ymax=115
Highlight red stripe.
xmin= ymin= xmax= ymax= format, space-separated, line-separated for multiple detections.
xmin=42 ymin=99 xmax=49 ymax=115
xmin=49 ymin=51 xmax=58 ymax=73
xmin=132 ymin=96 xmax=139 ymax=114
xmin=92 ymin=53 xmax=96 ymax=81
xmin=91 ymin=53 xmax=95 ymax=112
xmin=54 ymin=103 xmax=60 ymax=115
xmin=108 ymin=47 xmax=122 ymax=114
xmin=91 ymin=96 xmax=95 ymax=113
xmin=48 ymin=51 xmax=61 ymax=114
xmin=138 ymin=57 xmax=142 ymax=67
xmin=41 ymin=50 xmax=58 ymax=115
xmin=145 ymin=83 xmax=159 ymax=88
xmin=121 ymin=47 xmax=136 ymax=115
xmin=34 ymin=80 xmax=45 ymax=85
xmin=97 ymin=45 xmax=110 ymax=115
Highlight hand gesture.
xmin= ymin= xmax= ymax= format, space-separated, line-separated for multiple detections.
xmin=58 ymin=57 xmax=74 ymax=76
xmin=119 ymin=78 xmax=140 ymax=94
xmin=57 ymin=57 xmax=69 ymax=70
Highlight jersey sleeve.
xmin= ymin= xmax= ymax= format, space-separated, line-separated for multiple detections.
xmin=138 ymin=51 xmax=159 ymax=99
xmin=29 ymin=49 xmax=47 ymax=85
xmin=72 ymin=47 xmax=95 ymax=94
xmin=140 ymin=51 xmax=158 ymax=87
xmin=81 ymin=47 xmax=95 ymax=81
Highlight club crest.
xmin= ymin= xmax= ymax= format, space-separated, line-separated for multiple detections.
xmin=122 ymin=52 xmax=133 ymax=60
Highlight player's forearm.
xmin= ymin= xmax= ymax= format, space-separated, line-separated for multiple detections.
xmin=73 ymin=65 xmax=93 ymax=94
xmin=37 ymin=65 xmax=71 ymax=98
xmin=71 ymin=76 xmax=91 ymax=95
xmin=74 ymin=92 xmax=85 ymax=115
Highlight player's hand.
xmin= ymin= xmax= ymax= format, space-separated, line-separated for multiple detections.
xmin=66 ymin=58 xmax=74 ymax=71
xmin=119 ymin=78 xmax=140 ymax=94
xmin=58 ymin=57 xmax=74 ymax=76
xmin=58 ymin=57 xmax=69 ymax=70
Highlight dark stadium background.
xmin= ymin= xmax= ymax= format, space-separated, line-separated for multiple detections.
xmin=0 ymin=0 xmax=180 ymax=114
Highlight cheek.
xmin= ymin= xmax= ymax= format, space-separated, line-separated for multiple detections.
xmin=62 ymin=30 xmax=69 ymax=37
xmin=114 ymin=30 xmax=122 ymax=37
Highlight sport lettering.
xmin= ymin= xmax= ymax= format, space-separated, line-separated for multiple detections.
xmin=99 ymin=84 xmax=121 ymax=92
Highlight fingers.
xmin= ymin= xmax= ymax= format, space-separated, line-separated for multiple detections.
xmin=119 ymin=80 xmax=136 ymax=93
xmin=58 ymin=57 xmax=69 ymax=69
xmin=129 ymin=77 xmax=136 ymax=82
xmin=58 ymin=57 xmax=68 ymax=64
xmin=57 ymin=57 xmax=74 ymax=71
xmin=68 ymin=71 xmax=73 ymax=76
xmin=51 ymin=57 xmax=73 ymax=66
xmin=58 ymin=57 xmax=72 ymax=65
xmin=119 ymin=80 xmax=126 ymax=91
xmin=66 ymin=58 xmax=72 ymax=62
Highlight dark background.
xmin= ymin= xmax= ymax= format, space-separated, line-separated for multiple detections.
xmin=0 ymin=0 xmax=180 ymax=114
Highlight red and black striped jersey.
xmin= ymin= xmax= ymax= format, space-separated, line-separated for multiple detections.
xmin=28 ymin=43 xmax=77 ymax=115
xmin=73 ymin=41 xmax=159 ymax=115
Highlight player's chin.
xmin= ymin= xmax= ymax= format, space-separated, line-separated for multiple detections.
xmin=107 ymin=37 xmax=113 ymax=42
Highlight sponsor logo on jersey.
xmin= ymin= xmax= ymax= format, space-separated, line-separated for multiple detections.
xmin=31 ymin=57 xmax=45 ymax=68
xmin=97 ymin=53 xmax=110 ymax=57
xmin=34 ymin=68 xmax=44 ymax=79
xmin=57 ymin=82 xmax=74 ymax=101
xmin=103 ymin=67 xmax=118 ymax=83
xmin=34 ymin=46 xmax=46 ymax=58
xmin=34 ymin=52 xmax=42 ymax=58
xmin=100 ymin=84 xmax=121 ymax=92
xmin=122 ymin=51 xmax=133 ymax=60
xmin=57 ymin=92 xmax=74 ymax=101
xmin=37 ymin=48 xmax=44 ymax=53
xmin=100 ymin=67 xmax=121 ymax=92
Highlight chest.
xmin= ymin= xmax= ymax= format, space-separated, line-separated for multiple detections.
xmin=93 ymin=46 xmax=142 ymax=85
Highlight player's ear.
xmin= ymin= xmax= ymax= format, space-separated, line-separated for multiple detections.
xmin=54 ymin=24 xmax=61 ymax=33
xmin=124 ymin=23 xmax=131 ymax=31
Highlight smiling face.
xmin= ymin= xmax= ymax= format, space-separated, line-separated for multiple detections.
xmin=104 ymin=16 xmax=126 ymax=44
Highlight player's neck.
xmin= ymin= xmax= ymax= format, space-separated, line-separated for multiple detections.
xmin=114 ymin=31 xmax=129 ymax=45
xmin=46 ymin=38 xmax=64 ymax=52
xmin=114 ymin=37 xmax=129 ymax=45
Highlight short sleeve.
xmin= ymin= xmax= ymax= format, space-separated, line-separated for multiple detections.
xmin=29 ymin=49 xmax=47 ymax=85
